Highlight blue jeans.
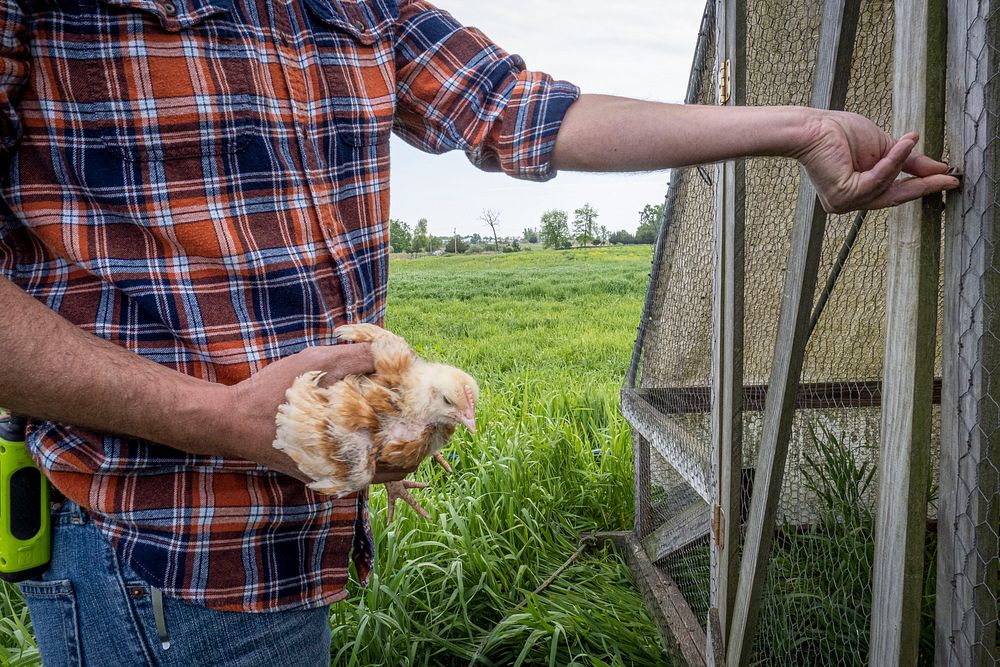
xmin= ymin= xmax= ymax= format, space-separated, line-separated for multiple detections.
xmin=19 ymin=500 xmax=332 ymax=666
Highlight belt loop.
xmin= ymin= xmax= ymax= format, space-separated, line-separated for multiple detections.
xmin=151 ymin=588 xmax=171 ymax=650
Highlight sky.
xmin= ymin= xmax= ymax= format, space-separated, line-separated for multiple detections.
xmin=388 ymin=1 xmax=707 ymax=239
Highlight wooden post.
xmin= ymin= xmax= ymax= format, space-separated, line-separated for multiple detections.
xmin=869 ymin=0 xmax=946 ymax=664
xmin=936 ymin=0 xmax=1000 ymax=664
xmin=709 ymin=0 xmax=746 ymax=661
xmin=724 ymin=2 xmax=860 ymax=664
xmin=634 ymin=431 xmax=653 ymax=539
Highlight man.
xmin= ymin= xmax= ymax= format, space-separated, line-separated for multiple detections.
xmin=0 ymin=0 xmax=957 ymax=664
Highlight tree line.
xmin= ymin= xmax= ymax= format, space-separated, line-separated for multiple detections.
xmin=388 ymin=217 xmax=519 ymax=255
xmin=537 ymin=203 xmax=662 ymax=249
xmin=388 ymin=203 xmax=663 ymax=255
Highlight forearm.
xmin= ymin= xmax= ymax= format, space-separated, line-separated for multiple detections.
xmin=552 ymin=94 xmax=818 ymax=172
xmin=0 ymin=276 xmax=233 ymax=456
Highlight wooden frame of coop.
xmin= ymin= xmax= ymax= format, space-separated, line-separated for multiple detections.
xmin=602 ymin=0 xmax=1000 ymax=665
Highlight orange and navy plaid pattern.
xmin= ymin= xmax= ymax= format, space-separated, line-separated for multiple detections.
xmin=0 ymin=0 xmax=578 ymax=611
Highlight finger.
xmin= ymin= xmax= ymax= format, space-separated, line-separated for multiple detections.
xmin=433 ymin=453 xmax=453 ymax=474
xmin=865 ymin=174 xmax=961 ymax=210
xmin=314 ymin=343 xmax=374 ymax=386
xmin=402 ymin=480 xmax=429 ymax=489
xmin=856 ymin=135 xmax=918 ymax=195
xmin=902 ymin=151 xmax=951 ymax=177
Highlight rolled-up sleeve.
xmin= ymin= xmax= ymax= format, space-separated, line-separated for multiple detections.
xmin=0 ymin=0 xmax=29 ymax=253
xmin=0 ymin=0 xmax=28 ymax=154
xmin=392 ymin=0 xmax=580 ymax=182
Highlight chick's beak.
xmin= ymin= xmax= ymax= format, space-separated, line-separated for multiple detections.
xmin=459 ymin=411 xmax=476 ymax=434
xmin=459 ymin=384 xmax=477 ymax=433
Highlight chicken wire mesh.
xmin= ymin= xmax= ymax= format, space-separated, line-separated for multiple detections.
xmin=937 ymin=0 xmax=1000 ymax=663
xmin=621 ymin=0 xmax=717 ymax=638
xmin=620 ymin=0 xmax=983 ymax=663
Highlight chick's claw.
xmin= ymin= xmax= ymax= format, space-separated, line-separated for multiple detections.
xmin=385 ymin=480 xmax=431 ymax=524
xmin=433 ymin=452 xmax=453 ymax=474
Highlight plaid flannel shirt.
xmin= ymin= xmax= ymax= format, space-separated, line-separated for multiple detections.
xmin=0 ymin=0 xmax=578 ymax=611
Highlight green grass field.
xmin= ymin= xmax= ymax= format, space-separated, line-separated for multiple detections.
xmin=0 ymin=246 xmax=668 ymax=666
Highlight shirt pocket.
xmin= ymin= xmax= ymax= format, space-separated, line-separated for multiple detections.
xmin=18 ymin=579 xmax=84 ymax=667
xmin=304 ymin=0 xmax=398 ymax=147
xmin=83 ymin=0 xmax=261 ymax=161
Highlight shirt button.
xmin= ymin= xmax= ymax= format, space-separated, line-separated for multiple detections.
xmin=353 ymin=20 xmax=365 ymax=31
xmin=162 ymin=1 xmax=177 ymax=15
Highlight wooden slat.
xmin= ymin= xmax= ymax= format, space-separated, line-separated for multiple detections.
xmin=725 ymin=2 xmax=861 ymax=664
xmin=936 ymin=0 xmax=1000 ymax=664
xmin=709 ymin=608 xmax=725 ymax=667
xmin=710 ymin=0 xmax=746 ymax=659
xmin=643 ymin=499 xmax=711 ymax=563
xmin=634 ymin=431 xmax=654 ymax=539
xmin=622 ymin=390 xmax=712 ymax=502
xmin=869 ymin=0 xmax=946 ymax=664
xmin=629 ymin=378 xmax=941 ymax=414
xmin=594 ymin=532 xmax=708 ymax=667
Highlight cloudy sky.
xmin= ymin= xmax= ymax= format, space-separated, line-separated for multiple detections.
xmin=388 ymin=1 xmax=707 ymax=238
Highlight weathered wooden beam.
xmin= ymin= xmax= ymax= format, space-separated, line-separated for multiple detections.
xmin=709 ymin=608 xmax=724 ymax=667
xmin=869 ymin=0 xmax=946 ymax=664
xmin=643 ymin=498 xmax=711 ymax=563
xmin=725 ymin=1 xmax=861 ymax=664
xmin=593 ymin=532 xmax=708 ymax=667
xmin=710 ymin=0 xmax=746 ymax=659
xmin=622 ymin=390 xmax=712 ymax=502
xmin=630 ymin=378 xmax=942 ymax=414
xmin=936 ymin=0 xmax=1000 ymax=664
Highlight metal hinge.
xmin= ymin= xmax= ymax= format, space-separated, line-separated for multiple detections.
xmin=718 ymin=59 xmax=731 ymax=105
xmin=712 ymin=504 xmax=724 ymax=549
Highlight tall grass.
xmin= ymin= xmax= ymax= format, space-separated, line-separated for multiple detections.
xmin=666 ymin=423 xmax=940 ymax=666
xmin=0 ymin=247 xmax=668 ymax=666
xmin=330 ymin=247 xmax=665 ymax=665
xmin=0 ymin=581 xmax=38 ymax=666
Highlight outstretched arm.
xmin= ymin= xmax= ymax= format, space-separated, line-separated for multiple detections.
xmin=552 ymin=95 xmax=960 ymax=213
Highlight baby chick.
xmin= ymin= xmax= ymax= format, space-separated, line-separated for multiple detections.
xmin=273 ymin=324 xmax=478 ymax=506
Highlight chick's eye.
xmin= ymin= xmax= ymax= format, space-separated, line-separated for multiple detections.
xmin=443 ymin=396 xmax=454 ymax=407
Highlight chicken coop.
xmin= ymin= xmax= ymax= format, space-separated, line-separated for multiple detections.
xmin=611 ymin=0 xmax=1000 ymax=665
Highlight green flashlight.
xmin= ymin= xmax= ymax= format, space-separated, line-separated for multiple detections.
xmin=0 ymin=411 xmax=50 ymax=582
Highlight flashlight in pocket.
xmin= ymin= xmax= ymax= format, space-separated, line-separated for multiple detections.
xmin=0 ymin=412 xmax=50 ymax=582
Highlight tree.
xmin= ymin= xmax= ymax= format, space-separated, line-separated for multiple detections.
xmin=389 ymin=219 xmax=411 ymax=254
xmin=522 ymin=227 xmax=539 ymax=244
xmin=573 ymin=203 xmax=599 ymax=247
xmin=449 ymin=234 xmax=469 ymax=253
xmin=635 ymin=203 xmax=663 ymax=244
xmin=593 ymin=225 xmax=609 ymax=245
xmin=480 ymin=209 xmax=502 ymax=252
xmin=609 ymin=229 xmax=635 ymax=245
xmin=470 ymin=233 xmax=483 ymax=245
xmin=540 ymin=209 xmax=571 ymax=249
xmin=411 ymin=218 xmax=429 ymax=254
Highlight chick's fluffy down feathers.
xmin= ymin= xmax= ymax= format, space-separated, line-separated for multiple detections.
xmin=273 ymin=324 xmax=478 ymax=496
